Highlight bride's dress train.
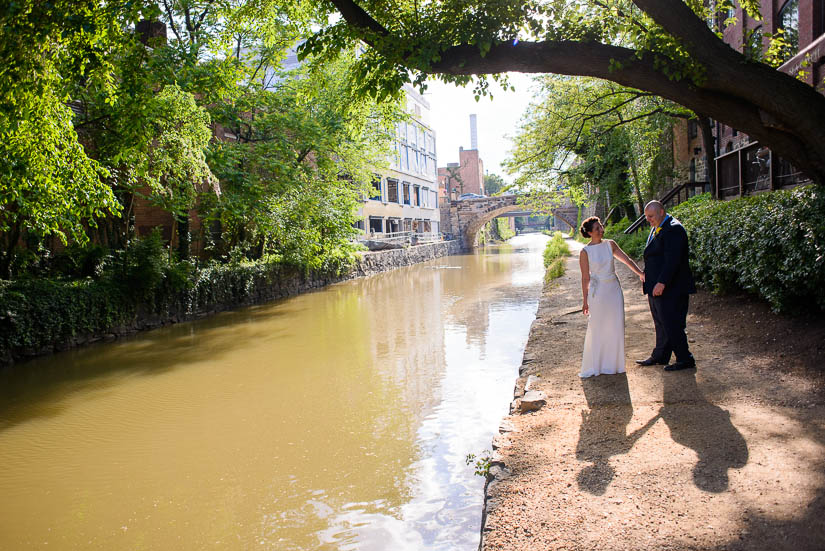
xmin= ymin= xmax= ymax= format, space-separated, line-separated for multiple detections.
xmin=580 ymin=241 xmax=625 ymax=378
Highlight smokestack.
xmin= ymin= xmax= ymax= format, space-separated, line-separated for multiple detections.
xmin=470 ymin=114 xmax=478 ymax=150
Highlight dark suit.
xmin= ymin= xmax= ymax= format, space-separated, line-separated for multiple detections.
xmin=643 ymin=215 xmax=696 ymax=363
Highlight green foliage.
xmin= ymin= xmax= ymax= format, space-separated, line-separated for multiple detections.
xmin=0 ymin=81 xmax=121 ymax=276
xmin=0 ymin=231 xmax=354 ymax=361
xmin=495 ymin=218 xmax=516 ymax=241
xmin=543 ymin=231 xmax=570 ymax=282
xmin=484 ymin=173 xmax=507 ymax=196
xmin=603 ymin=217 xmax=648 ymax=259
xmin=670 ymin=188 xmax=825 ymax=312
xmin=505 ymin=76 xmax=680 ymax=213
xmin=465 ymin=452 xmax=493 ymax=477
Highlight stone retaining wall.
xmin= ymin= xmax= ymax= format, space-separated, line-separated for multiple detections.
xmin=4 ymin=241 xmax=462 ymax=365
xmin=354 ymin=239 xmax=463 ymax=277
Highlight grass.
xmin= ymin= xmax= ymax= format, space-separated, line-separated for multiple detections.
xmin=543 ymin=231 xmax=571 ymax=283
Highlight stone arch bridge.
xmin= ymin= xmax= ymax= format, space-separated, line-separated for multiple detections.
xmin=440 ymin=195 xmax=579 ymax=250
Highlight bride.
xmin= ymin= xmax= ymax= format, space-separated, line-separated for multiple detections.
xmin=578 ymin=217 xmax=645 ymax=378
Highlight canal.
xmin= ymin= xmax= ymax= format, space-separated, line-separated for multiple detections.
xmin=0 ymin=233 xmax=549 ymax=550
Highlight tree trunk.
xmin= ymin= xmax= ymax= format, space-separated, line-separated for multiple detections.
xmin=697 ymin=116 xmax=716 ymax=194
xmin=0 ymin=222 xmax=21 ymax=280
xmin=627 ymin=149 xmax=646 ymax=215
xmin=177 ymin=213 xmax=190 ymax=261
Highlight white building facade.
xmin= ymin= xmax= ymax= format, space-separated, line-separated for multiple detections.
xmin=357 ymin=84 xmax=440 ymax=237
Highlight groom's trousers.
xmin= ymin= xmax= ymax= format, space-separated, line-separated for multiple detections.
xmin=649 ymin=293 xmax=692 ymax=363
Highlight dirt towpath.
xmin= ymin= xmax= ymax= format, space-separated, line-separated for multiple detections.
xmin=480 ymin=239 xmax=825 ymax=551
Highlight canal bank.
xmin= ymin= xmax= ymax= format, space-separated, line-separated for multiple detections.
xmin=479 ymin=239 xmax=825 ymax=550
xmin=1 ymin=240 xmax=462 ymax=365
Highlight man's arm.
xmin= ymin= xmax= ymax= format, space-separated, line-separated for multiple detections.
xmin=658 ymin=224 xmax=687 ymax=288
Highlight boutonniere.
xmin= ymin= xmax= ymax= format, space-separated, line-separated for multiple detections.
xmin=654 ymin=226 xmax=662 ymax=236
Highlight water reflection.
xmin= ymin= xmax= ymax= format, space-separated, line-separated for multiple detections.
xmin=0 ymin=234 xmax=549 ymax=550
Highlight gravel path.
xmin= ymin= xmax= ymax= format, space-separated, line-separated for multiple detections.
xmin=480 ymin=239 xmax=825 ymax=551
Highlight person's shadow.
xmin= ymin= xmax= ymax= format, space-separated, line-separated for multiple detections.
xmin=660 ymin=370 xmax=748 ymax=492
xmin=576 ymin=374 xmax=659 ymax=495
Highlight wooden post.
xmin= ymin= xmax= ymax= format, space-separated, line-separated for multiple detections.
xmin=769 ymin=150 xmax=775 ymax=191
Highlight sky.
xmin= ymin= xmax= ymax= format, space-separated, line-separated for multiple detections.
xmin=423 ymin=73 xmax=540 ymax=184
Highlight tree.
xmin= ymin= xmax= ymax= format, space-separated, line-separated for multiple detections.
xmin=302 ymin=0 xmax=825 ymax=185
xmin=204 ymin=53 xmax=403 ymax=267
xmin=483 ymin=173 xmax=507 ymax=195
xmin=505 ymin=76 xmax=683 ymax=215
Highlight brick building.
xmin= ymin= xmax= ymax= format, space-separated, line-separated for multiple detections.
xmin=438 ymin=148 xmax=485 ymax=199
xmin=677 ymin=0 xmax=825 ymax=198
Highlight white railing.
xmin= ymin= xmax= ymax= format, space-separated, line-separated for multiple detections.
xmin=413 ymin=232 xmax=442 ymax=244
xmin=359 ymin=230 xmax=442 ymax=247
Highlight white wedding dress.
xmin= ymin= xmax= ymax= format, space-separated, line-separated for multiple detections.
xmin=580 ymin=240 xmax=626 ymax=378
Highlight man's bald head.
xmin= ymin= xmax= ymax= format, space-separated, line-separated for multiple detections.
xmin=644 ymin=200 xmax=666 ymax=227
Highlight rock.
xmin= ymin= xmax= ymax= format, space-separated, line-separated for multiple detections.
xmin=518 ymin=390 xmax=547 ymax=413
xmin=499 ymin=419 xmax=517 ymax=434
xmin=525 ymin=375 xmax=541 ymax=392
xmin=361 ymin=239 xmax=404 ymax=251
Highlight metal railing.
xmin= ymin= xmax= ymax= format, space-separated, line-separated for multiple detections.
xmin=624 ymin=181 xmax=710 ymax=234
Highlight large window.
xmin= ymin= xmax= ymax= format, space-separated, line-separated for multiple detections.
xmin=779 ymin=0 xmax=800 ymax=62
xmin=369 ymin=217 xmax=383 ymax=233
xmin=745 ymin=24 xmax=763 ymax=60
xmin=370 ymin=175 xmax=382 ymax=201
xmin=400 ymin=146 xmax=409 ymax=171
xmin=403 ymin=182 xmax=411 ymax=205
xmin=387 ymin=179 xmax=399 ymax=203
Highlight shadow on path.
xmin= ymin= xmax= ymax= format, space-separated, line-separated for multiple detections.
xmin=660 ymin=370 xmax=749 ymax=492
xmin=576 ymin=374 xmax=659 ymax=495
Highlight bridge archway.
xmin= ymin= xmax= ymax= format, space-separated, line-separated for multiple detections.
xmin=444 ymin=195 xmax=579 ymax=250
xmin=463 ymin=204 xmax=526 ymax=249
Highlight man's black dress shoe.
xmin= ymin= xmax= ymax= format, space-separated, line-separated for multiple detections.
xmin=664 ymin=359 xmax=696 ymax=371
xmin=635 ymin=357 xmax=666 ymax=366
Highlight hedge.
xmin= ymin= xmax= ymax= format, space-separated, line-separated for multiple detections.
xmin=0 ymin=232 xmax=349 ymax=362
xmin=669 ymin=187 xmax=825 ymax=312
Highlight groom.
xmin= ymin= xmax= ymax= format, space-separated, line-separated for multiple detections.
xmin=636 ymin=200 xmax=697 ymax=371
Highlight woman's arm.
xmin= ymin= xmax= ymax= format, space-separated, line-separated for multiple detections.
xmin=609 ymin=240 xmax=645 ymax=281
xmin=579 ymin=249 xmax=590 ymax=315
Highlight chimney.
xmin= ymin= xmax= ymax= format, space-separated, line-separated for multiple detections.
xmin=470 ymin=114 xmax=478 ymax=150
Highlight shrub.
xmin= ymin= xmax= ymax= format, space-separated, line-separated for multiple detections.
xmin=670 ymin=188 xmax=825 ymax=312
xmin=603 ymin=217 xmax=647 ymax=259
xmin=543 ymin=231 xmax=571 ymax=282
xmin=0 ymin=232 xmax=350 ymax=361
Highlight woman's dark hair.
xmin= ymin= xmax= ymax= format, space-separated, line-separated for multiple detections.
xmin=580 ymin=216 xmax=601 ymax=238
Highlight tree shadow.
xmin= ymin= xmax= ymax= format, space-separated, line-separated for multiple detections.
xmin=576 ymin=374 xmax=659 ymax=495
xmin=660 ymin=370 xmax=749 ymax=492
xmin=0 ymin=302 xmax=300 ymax=433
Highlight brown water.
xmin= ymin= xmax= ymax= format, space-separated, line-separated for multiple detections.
xmin=0 ymin=233 xmax=549 ymax=551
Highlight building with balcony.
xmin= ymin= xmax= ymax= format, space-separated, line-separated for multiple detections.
xmin=676 ymin=0 xmax=824 ymax=199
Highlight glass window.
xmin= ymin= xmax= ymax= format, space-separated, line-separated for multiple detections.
xmin=369 ymin=217 xmax=383 ymax=233
xmin=779 ymin=0 xmax=800 ymax=62
xmin=403 ymin=183 xmax=411 ymax=205
xmin=370 ymin=175 xmax=382 ymax=201
xmin=387 ymin=179 xmax=399 ymax=203
xmin=400 ymin=146 xmax=409 ymax=171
